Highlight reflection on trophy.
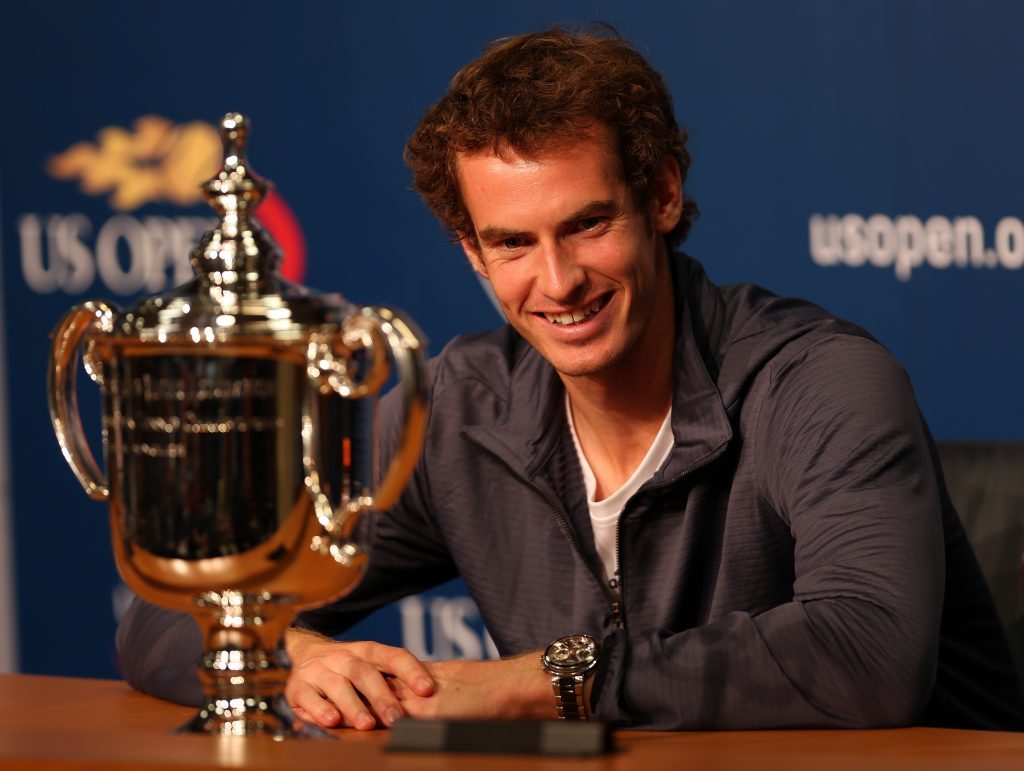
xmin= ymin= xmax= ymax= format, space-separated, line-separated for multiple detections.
xmin=47 ymin=113 xmax=428 ymax=737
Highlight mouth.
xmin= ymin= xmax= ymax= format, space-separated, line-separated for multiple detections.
xmin=540 ymin=295 xmax=610 ymax=326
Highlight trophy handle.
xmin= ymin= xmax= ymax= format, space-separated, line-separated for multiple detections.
xmin=47 ymin=301 xmax=117 ymax=501
xmin=303 ymin=306 xmax=428 ymax=540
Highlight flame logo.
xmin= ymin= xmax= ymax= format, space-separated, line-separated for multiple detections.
xmin=47 ymin=115 xmax=221 ymax=211
xmin=46 ymin=115 xmax=307 ymax=281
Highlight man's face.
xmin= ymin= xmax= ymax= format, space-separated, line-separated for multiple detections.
xmin=457 ymin=128 xmax=682 ymax=381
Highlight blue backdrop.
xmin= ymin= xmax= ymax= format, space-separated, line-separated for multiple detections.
xmin=1 ymin=0 xmax=1021 ymax=679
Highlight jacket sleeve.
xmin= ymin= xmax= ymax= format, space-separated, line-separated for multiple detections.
xmin=116 ymin=598 xmax=204 ymax=706
xmin=593 ymin=335 xmax=945 ymax=729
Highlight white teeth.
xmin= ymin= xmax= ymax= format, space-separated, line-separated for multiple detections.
xmin=544 ymin=298 xmax=605 ymax=325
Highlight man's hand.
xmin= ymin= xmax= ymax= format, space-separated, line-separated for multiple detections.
xmin=284 ymin=628 xmax=435 ymax=730
xmin=388 ymin=653 xmax=556 ymax=721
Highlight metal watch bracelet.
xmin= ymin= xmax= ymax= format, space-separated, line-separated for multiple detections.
xmin=541 ymin=634 xmax=599 ymax=721
xmin=551 ymin=673 xmax=588 ymax=720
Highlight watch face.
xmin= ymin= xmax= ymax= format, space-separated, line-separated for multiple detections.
xmin=543 ymin=634 xmax=598 ymax=676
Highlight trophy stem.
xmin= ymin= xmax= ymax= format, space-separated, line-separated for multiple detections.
xmin=179 ymin=590 xmax=328 ymax=739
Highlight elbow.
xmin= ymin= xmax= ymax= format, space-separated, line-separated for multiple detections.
xmin=842 ymin=681 xmax=931 ymax=729
xmin=835 ymin=629 xmax=937 ymax=728
xmin=843 ymin=689 xmax=931 ymax=729
xmin=803 ymin=599 xmax=939 ymax=728
xmin=116 ymin=597 xmax=205 ymax=707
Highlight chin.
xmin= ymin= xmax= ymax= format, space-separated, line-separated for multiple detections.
xmin=548 ymin=348 xmax=625 ymax=380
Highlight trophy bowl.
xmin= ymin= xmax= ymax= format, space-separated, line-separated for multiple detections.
xmin=47 ymin=113 xmax=428 ymax=737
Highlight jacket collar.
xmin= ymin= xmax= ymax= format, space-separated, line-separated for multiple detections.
xmin=662 ymin=254 xmax=733 ymax=481
xmin=464 ymin=253 xmax=733 ymax=484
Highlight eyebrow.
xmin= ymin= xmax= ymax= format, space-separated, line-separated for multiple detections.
xmin=475 ymin=200 xmax=618 ymax=245
xmin=477 ymin=224 xmax=527 ymax=245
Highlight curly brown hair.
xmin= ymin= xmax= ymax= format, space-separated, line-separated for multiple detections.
xmin=404 ymin=25 xmax=699 ymax=248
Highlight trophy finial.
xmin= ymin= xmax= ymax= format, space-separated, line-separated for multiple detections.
xmin=221 ymin=112 xmax=249 ymax=148
xmin=201 ymin=111 xmax=268 ymax=216
xmin=193 ymin=111 xmax=280 ymax=280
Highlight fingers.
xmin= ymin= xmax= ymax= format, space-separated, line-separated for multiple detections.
xmin=285 ymin=640 xmax=432 ymax=730
xmin=355 ymin=642 xmax=436 ymax=697
xmin=285 ymin=677 xmax=343 ymax=728
xmin=386 ymin=676 xmax=415 ymax=701
xmin=320 ymin=656 xmax=401 ymax=729
xmin=288 ymin=655 xmax=383 ymax=730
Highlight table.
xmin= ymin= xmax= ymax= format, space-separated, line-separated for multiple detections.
xmin=1 ymin=674 xmax=1022 ymax=770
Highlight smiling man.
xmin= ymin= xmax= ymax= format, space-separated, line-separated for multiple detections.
xmin=119 ymin=27 xmax=1024 ymax=731
xmin=456 ymin=125 xmax=680 ymax=501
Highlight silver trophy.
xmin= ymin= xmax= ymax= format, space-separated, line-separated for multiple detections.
xmin=47 ymin=113 xmax=428 ymax=737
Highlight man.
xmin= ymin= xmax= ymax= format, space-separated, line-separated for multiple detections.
xmin=118 ymin=27 xmax=1024 ymax=730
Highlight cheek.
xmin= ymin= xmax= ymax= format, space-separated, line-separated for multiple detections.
xmin=489 ymin=268 xmax=532 ymax=310
xmin=600 ymin=245 xmax=653 ymax=290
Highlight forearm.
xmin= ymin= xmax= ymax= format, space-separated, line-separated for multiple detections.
xmin=285 ymin=625 xmax=334 ymax=654
xmin=395 ymin=651 xmax=559 ymax=721
xmin=491 ymin=652 xmax=558 ymax=720
xmin=594 ymin=594 xmax=939 ymax=730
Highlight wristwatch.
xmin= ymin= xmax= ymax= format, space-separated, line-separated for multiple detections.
xmin=541 ymin=634 xmax=600 ymax=720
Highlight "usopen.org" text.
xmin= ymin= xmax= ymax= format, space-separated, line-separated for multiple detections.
xmin=809 ymin=213 xmax=1024 ymax=281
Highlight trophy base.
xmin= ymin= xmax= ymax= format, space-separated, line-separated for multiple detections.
xmin=185 ymin=591 xmax=338 ymax=739
xmin=177 ymin=694 xmax=334 ymax=739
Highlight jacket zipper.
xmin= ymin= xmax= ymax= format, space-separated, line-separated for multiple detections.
xmin=466 ymin=442 xmax=623 ymax=624
xmin=612 ymin=443 xmax=729 ymax=630
xmin=468 ymin=434 xmax=729 ymax=636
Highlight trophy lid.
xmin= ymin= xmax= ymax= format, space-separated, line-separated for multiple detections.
xmin=192 ymin=112 xmax=279 ymax=283
xmin=108 ymin=112 xmax=347 ymax=347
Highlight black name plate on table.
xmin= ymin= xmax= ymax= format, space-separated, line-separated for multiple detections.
xmin=387 ymin=719 xmax=614 ymax=756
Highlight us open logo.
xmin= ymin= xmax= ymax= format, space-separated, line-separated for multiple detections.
xmin=18 ymin=115 xmax=307 ymax=297
xmin=809 ymin=212 xmax=1024 ymax=281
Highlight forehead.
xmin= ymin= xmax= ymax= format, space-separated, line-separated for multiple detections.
xmin=455 ymin=128 xmax=627 ymax=228
xmin=457 ymin=123 xmax=621 ymax=180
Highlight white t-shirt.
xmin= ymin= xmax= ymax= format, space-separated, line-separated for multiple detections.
xmin=566 ymin=395 xmax=674 ymax=590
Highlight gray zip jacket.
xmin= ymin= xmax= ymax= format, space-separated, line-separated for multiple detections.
xmin=118 ymin=254 xmax=1024 ymax=730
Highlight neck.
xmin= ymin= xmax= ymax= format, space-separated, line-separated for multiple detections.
xmin=562 ymin=352 xmax=672 ymax=432
xmin=562 ymin=253 xmax=676 ymax=498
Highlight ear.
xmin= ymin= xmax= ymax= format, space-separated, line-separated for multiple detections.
xmin=459 ymin=234 xmax=489 ymax=279
xmin=649 ymin=156 xmax=684 ymax=235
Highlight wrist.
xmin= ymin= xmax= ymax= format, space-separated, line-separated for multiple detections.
xmin=497 ymin=651 xmax=560 ymax=720
xmin=284 ymin=626 xmax=332 ymax=658
xmin=540 ymin=635 xmax=600 ymax=720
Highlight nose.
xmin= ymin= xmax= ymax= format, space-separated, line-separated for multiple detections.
xmin=537 ymin=240 xmax=586 ymax=303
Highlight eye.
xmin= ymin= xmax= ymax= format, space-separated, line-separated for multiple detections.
xmin=502 ymin=236 xmax=524 ymax=250
xmin=576 ymin=216 xmax=606 ymax=234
